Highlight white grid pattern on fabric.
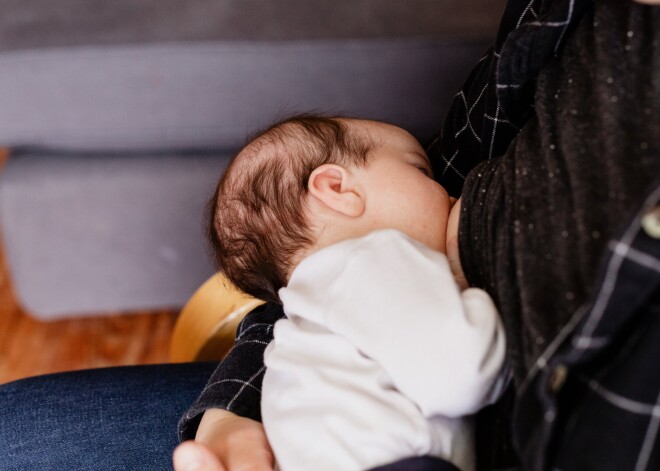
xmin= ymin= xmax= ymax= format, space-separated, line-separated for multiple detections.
xmin=436 ymin=0 xmax=580 ymax=190
xmin=518 ymin=190 xmax=660 ymax=394
xmin=227 ymin=366 xmax=266 ymax=410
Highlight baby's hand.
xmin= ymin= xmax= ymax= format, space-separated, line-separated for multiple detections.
xmin=173 ymin=409 xmax=274 ymax=471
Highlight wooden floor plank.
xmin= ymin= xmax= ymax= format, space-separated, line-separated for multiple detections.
xmin=0 ymin=150 xmax=179 ymax=385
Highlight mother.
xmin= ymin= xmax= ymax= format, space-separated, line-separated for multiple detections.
xmin=175 ymin=1 xmax=660 ymax=470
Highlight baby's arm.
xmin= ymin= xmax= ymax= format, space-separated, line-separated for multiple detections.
xmin=262 ymin=230 xmax=507 ymax=470
xmin=323 ymin=230 xmax=507 ymax=417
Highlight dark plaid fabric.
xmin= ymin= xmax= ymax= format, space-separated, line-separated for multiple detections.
xmin=179 ymin=1 xmax=660 ymax=470
xmin=515 ymin=186 xmax=660 ymax=471
xmin=177 ymin=302 xmax=283 ymax=439
xmin=457 ymin=1 xmax=660 ymax=469
xmin=427 ymin=0 xmax=592 ymax=197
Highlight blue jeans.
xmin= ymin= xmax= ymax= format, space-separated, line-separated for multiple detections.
xmin=0 ymin=362 xmax=459 ymax=471
xmin=0 ymin=362 xmax=216 ymax=471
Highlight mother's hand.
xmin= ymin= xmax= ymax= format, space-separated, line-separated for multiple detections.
xmin=173 ymin=409 xmax=274 ymax=471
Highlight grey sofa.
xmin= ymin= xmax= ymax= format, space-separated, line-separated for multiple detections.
xmin=0 ymin=0 xmax=506 ymax=319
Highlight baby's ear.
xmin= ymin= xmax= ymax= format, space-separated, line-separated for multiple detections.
xmin=308 ymin=164 xmax=364 ymax=217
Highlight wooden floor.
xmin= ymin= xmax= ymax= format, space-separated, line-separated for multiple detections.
xmin=0 ymin=151 xmax=179 ymax=384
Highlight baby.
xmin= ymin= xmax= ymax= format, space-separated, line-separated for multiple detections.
xmin=208 ymin=115 xmax=508 ymax=471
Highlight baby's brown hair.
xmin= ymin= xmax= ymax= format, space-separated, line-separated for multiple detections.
xmin=208 ymin=115 xmax=375 ymax=304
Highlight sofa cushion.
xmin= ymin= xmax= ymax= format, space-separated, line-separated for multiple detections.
xmin=0 ymin=39 xmax=491 ymax=152
xmin=0 ymin=0 xmax=505 ymax=52
xmin=0 ymin=151 xmax=231 ymax=318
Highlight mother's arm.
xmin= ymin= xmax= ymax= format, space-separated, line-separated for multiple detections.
xmin=174 ymin=409 xmax=274 ymax=471
xmin=174 ymin=296 xmax=284 ymax=471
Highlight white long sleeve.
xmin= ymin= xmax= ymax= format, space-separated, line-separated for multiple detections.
xmin=262 ymin=229 xmax=507 ymax=471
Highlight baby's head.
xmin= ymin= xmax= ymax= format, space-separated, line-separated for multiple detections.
xmin=208 ymin=115 xmax=452 ymax=303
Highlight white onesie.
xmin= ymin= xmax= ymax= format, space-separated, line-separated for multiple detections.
xmin=261 ymin=229 xmax=508 ymax=471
